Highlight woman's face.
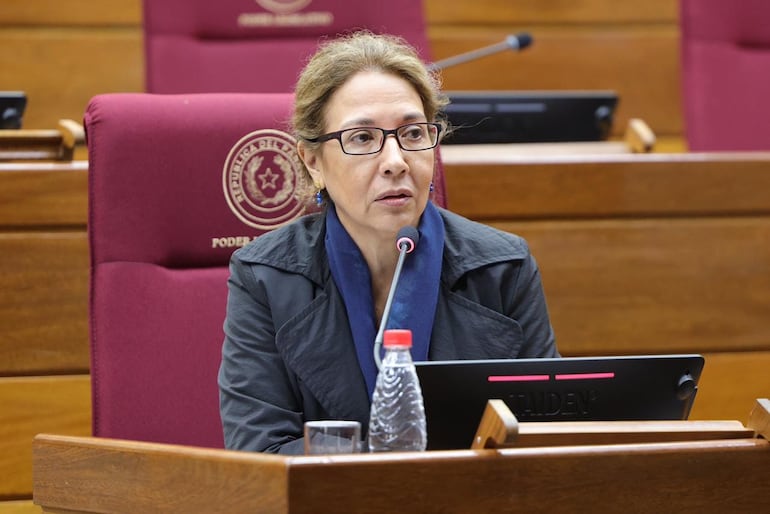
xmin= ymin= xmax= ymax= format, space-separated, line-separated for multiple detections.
xmin=299 ymin=70 xmax=435 ymax=245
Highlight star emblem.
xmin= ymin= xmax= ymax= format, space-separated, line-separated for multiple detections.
xmin=259 ymin=167 xmax=279 ymax=190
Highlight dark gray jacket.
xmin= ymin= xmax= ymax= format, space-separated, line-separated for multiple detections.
xmin=218 ymin=207 xmax=558 ymax=454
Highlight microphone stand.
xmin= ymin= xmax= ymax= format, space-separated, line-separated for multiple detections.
xmin=426 ymin=33 xmax=533 ymax=72
xmin=373 ymin=241 xmax=410 ymax=370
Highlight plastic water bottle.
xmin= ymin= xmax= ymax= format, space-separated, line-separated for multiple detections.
xmin=368 ymin=329 xmax=427 ymax=452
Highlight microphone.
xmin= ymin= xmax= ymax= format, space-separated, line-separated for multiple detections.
xmin=373 ymin=226 xmax=420 ymax=370
xmin=427 ymin=32 xmax=533 ymax=72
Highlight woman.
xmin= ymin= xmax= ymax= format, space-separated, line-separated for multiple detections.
xmin=218 ymin=31 xmax=558 ymax=454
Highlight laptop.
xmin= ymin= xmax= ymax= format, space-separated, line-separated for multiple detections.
xmin=415 ymin=354 xmax=704 ymax=450
xmin=441 ymin=90 xmax=618 ymax=145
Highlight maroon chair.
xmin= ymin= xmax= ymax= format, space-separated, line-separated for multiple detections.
xmin=679 ymin=0 xmax=770 ymax=150
xmin=85 ymin=93 xmax=447 ymax=448
xmin=142 ymin=0 xmax=431 ymax=93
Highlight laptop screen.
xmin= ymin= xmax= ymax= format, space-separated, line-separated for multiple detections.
xmin=415 ymin=354 xmax=704 ymax=450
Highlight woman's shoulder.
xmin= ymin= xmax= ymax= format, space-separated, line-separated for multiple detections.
xmin=439 ymin=207 xmax=529 ymax=260
xmin=232 ymin=212 xmax=325 ymax=268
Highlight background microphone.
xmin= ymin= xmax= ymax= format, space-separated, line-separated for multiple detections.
xmin=373 ymin=226 xmax=420 ymax=369
xmin=427 ymin=32 xmax=533 ymax=72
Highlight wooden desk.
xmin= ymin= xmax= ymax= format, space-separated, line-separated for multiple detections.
xmin=441 ymin=148 xmax=770 ymax=219
xmin=0 ymin=161 xmax=89 ymax=374
xmin=32 ymin=425 xmax=770 ymax=513
xmin=3 ymin=152 xmax=770 ymax=504
xmin=441 ymin=150 xmax=770 ymax=421
xmin=0 ymin=161 xmax=90 ymax=505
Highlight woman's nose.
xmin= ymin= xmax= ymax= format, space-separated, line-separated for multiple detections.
xmin=379 ymin=135 xmax=408 ymax=174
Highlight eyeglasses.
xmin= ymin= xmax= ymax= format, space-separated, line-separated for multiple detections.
xmin=305 ymin=122 xmax=442 ymax=155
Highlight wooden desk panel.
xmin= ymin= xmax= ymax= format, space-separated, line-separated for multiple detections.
xmin=1 ymin=162 xmax=89 ymax=376
xmin=0 ymin=163 xmax=88 ymax=227
xmin=0 ymin=232 xmax=89 ymax=375
xmin=442 ymin=152 xmax=770 ymax=355
xmin=0 ymin=376 xmax=91 ymax=499
xmin=690 ymin=352 xmax=770 ymax=421
xmin=31 ymin=433 xmax=770 ymax=513
xmin=493 ymin=217 xmax=770 ymax=355
xmin=442 ymin=151 xmax=770 ymax=219
xmin=1 ymin=154 xmax=767 ymax=381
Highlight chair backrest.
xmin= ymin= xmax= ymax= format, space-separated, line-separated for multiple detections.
xmin=85 ymin=93 xmax=447 ymax=448
xmin=142 ymin=0 xmax=431 ymax=93
xmin=679 ymin=0 xmax=770 ymax=151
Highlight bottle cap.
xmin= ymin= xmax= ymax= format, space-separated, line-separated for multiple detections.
xmin=383 ymin=329 xmax=412 ymax=348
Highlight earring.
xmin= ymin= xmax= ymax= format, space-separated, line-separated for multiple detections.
xmin=429 ymin=182 xmax=435 ymax=193
xmin=315 ymin=190 xmax=323 ymax=206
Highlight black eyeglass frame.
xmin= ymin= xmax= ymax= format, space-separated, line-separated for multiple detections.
xmin=304 ymin=122 xmax=442 ymax=155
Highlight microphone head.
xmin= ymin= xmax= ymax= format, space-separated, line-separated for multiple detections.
xmin=507 ymin=32 xmax=533 ymax=51
xmin=395 ymin=226 xmax=420 ymax=254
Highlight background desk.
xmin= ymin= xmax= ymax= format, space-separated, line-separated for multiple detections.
xmin=0 ymin=162 xmax=90 ymax=509
xmin=1 ymin=0 xmax=685 ymax=150
xmin=3 ymin=152 xmax=770 ymax=507
xmin=442 ymin=149 xmax=770 ymax=423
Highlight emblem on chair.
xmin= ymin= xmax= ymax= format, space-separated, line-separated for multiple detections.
xmin=223 ymin=129 xmax=307 ymax=230
xmin=255 ymin=0 xmax=312 ymax=14
xmin=240 ymin=0 xmax=331 ymax=28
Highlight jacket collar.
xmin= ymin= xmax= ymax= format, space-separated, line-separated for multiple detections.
xmin=439 ymin=207 xmax=529 ymax=285
xmin=236 ymin=212 xmax=329 ymax=286
xmin=237 ymin=207 xmax=528 ymax=290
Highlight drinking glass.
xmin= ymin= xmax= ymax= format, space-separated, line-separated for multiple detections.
xmin=303 ymin=420 xmax=362 ymax=455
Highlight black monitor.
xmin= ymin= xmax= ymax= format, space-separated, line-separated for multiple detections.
xmin=1 ymin=91 xmax=27 ymax=129
xmin=441 ymin=90 xmax=618 ymax=145
xmin=415 ymin=354 xmax=704 ymax=450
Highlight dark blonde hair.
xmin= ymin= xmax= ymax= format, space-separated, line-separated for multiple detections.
xmin=292 ymin=31 xmax=448 ymax=201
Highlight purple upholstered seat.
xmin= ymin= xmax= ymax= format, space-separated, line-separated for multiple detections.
xmin=680 ymin=0 xmax=770 ymax=150
xmin=85 ymin=93 xmax=447 ymax=448
xmin=142 ymin=0 xmax=431 ymax=93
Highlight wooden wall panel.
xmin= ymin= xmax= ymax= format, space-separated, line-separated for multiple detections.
xmin=689 ymin=352 xmax=770 ymax=422
xmin=0 ymin=0 xmax=684 ymax=142
xmin=430 ymin=26 xmax=682 ymax=137
xmin=425 ymin=0 xmax=682 ymax=139
xmin=491 ymin=217 xmax=770 ymax=356
xmin=442 ymin=153 xmax=770 ymax=220
xmin=0 ymin=234 xmax=89 ymax=375
xmin=0 ymin=375 xmax=91 ymax=499
xmin=0 ymin=29 xmax=143 ymax=131
xmin=0 ymin=163 xmax=88 ymax=227
xmin=0 ymin=163 xmax=89 ymax=375
xmin=0 ymin=0 xmax=140 ymax=25
xmin=424 ymin=0 xmax=678 ymax=24
xmin=0 ymin=501 xmax=40 ymax=514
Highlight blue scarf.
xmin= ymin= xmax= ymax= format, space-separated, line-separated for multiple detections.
xmin=325 ymin=203 xmax=445 ymax=398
